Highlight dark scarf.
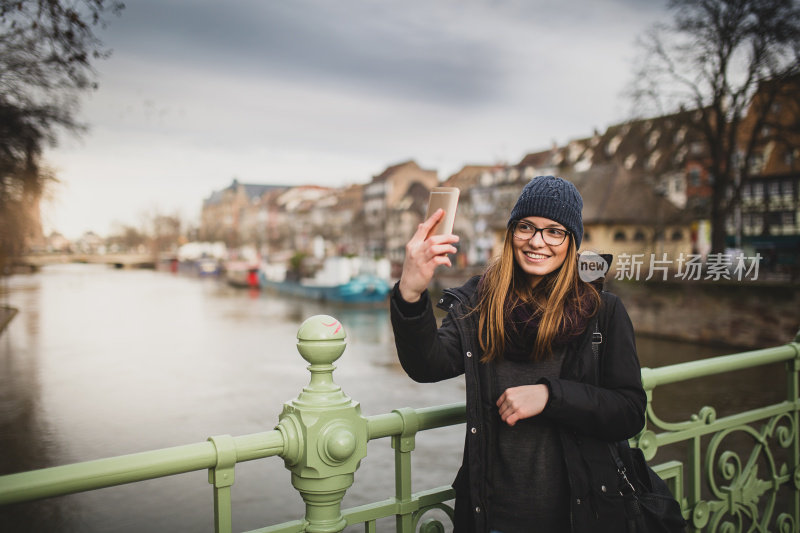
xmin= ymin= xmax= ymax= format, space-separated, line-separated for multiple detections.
xmin=503 ymin=291 xmax=594 ymax=362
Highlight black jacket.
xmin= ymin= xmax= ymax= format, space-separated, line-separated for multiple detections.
xmin=390 ymin=276 xmax=647 ymax=532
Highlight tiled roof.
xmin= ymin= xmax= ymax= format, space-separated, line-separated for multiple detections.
xmin=442 ymin=164 xmax=496 ymax=189
xmin=203 ymin=180 xmax=288 ymax=206
xmin=372 ymin=160 xmax=419 ymax=182
xmin=560 ymin=164 xmax=690 ymax=225
xmin=517 ymin=149 xmax=558 ymax=168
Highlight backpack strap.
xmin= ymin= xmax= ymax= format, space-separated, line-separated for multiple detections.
xmin=591 ymin=318 xmax=603 ymax=357
xmin=591 ymin=290 xmax=605 ymax=385
xmin=587 ymin=252 xmax=611 ymax=365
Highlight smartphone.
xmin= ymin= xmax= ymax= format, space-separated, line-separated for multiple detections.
xmin=425 ymin=187 xmax=460 ymax=236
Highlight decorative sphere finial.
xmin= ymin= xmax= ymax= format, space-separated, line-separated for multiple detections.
xmin=296 ymin=315 xmax=347 ymax=365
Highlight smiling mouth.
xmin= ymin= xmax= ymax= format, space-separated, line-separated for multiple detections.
xmin=523 ymin=251 xmax=549 ymax=260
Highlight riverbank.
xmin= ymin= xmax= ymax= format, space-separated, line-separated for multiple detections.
xmin=606 ymin=278 xmax=799 ymax=349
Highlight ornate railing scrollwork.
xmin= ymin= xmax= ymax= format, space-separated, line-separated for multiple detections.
xmin=698 ymin=412 xmax=798 ymax=532
xmin=412 ymin=503 xmax=455 ymax=533
xmin=645 ymin=397 xmax=717 ymax=433
xmin=776 ymin=512 xmax=795 ymax=533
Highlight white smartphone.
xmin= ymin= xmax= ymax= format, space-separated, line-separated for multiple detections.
xmin=425 ymin=187 xmax=460 ymax=236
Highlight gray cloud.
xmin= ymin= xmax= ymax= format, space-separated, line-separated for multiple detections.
xmin=106 ymin=0 xmax=506 ymax=105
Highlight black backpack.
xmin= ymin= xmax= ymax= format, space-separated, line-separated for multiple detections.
xmin=588 ymin=253 xmax=687 ymax=533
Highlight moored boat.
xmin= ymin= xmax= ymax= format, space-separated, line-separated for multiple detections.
xmin=258 ymin=256 xmax=391 ymax=304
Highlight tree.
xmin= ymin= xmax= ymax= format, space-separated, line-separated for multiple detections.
xmin=0 ymin=0 xmax=123 ymax=271
xmin=107 ymin=222 xmax=147 ymax=252
xmin=631 ymin=0 xmax=800 ymax=253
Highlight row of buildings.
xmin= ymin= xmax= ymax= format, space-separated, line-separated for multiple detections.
xmin=200 ymin=92 xmax=800 ymax=280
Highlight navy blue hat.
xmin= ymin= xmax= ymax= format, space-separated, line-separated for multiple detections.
xmin=508 ymin=175 xmax=583 ymax=248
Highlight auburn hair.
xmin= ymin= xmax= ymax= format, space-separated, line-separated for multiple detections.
xmin=477 ymin=226 xmax=600 ymax=362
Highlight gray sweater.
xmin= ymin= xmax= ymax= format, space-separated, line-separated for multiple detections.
xmin=489 ymin=350 xmax=570 ymax=532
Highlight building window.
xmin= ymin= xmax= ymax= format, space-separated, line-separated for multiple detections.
xmin=633 ymin=230 xmax=646 ymax=242
xmin=752 ymin=183 xmax=764 ymax=199
xmin=769 ymin=182 xmax=780 ymax=198
xmin=689 ymin=168 xmax=701 ymax=186
xmin=782 ymin=180 xmax=794 ymax=197
xmin=749 ymin=154 xmax=765 ymax=174
xmin=742 ymin=183 xmax=751 ymax=200
xmin=583 ymin=230 xmax=591 ymax=242
xmin=613 ymin=230 xmax=627 ymax=242
xmin=782 ymin=212 xmax=796 ymax=227
xmin=671 ymin=230 xmax=683 ymax=241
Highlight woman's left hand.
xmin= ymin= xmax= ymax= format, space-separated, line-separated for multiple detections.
xmin=496 ymin=384 xmax=550 ymax=426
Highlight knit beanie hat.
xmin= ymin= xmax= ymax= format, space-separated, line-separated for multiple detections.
xmin=507 ymin=175 xmax=584 ymax=249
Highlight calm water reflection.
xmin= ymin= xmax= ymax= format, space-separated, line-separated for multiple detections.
xmin=0 ymin=264 xmax=786 ymax=532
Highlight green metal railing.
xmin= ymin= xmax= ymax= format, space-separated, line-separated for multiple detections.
xmin=0 ymin=314 xmax=798 ymax=532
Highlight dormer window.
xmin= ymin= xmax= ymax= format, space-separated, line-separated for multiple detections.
xmin=647 ymin=130 xmax=661 ymax=149
xmin=606 ymin=135 xmax=622 ymax=156
xmin=674 ymin=146 xmax=688 ymax=165
xmin=624 ymin=154 xmax=637 ymax=170
xmin=568 ymin=142 xmax=583 ymax=163
xmin=647 ymin=150 xmax=661 ymax=170
xmin=674 ymin=127 xmax=687 ymax=144
xmin=575 ymin=149 xmax=594 ymax=172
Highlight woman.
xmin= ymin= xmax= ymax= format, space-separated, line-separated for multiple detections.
xmin=390 ymin=175 xmax=647 ymax=532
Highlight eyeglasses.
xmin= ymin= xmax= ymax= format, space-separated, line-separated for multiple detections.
xmin=512 ymin=221 xmax=570 ymax=246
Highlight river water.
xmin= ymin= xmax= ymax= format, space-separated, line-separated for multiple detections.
xmin=0 ymin=264 xmax=786 ymax=532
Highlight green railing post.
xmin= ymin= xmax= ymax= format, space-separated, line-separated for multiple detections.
xmin=788 ymin=329 xmax=800 ymax=530
xmin=208 ymin=434 xmax=237 ymax=533
xmin=391 ymin=407 xmax=420 ymax=531
xmin=275 ymin=315 xmax=368 ymax=533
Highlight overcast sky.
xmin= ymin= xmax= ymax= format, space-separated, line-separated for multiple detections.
xmin=43 ymin=0 xmax=669 ymax=239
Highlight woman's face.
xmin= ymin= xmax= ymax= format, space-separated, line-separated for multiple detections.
xmin=511 ymin=216 xmax=570 ymax=285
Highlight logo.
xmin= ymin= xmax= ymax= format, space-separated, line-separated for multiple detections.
xmin=578 ymin=251 xmax=609 ymax=283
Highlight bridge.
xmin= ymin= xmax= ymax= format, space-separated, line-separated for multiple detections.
xmin=15 ymin=253 xmax=158 ymax=271
xmin=0 ymin=314 xmax=799 ymax=532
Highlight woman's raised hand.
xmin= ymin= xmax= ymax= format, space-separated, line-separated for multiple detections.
xmin=398 ymin=208 xmax=459 ymax=303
